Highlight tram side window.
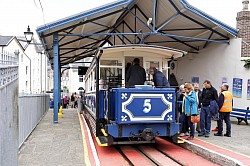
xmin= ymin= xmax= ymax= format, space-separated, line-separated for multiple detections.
xmin=100 ymin=67 xmax=122 ymax=89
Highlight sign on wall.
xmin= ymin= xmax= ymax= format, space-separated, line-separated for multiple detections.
xmin=222 ymin=77 xmax=228 ymax=84
xmin=247 ymin=79 xmax=250 ymax=100
xmin=191 ymin=77 xmax=199 ymax=84
xmin=232 ymin=78 xmax=243 ymax=98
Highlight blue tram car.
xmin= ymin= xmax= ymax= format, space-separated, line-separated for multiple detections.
xmin=83 ymin=45 xmax=186 ymax=146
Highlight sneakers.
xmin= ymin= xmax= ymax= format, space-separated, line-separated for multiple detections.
xmin=205 ymin=133 xmax=210 ymax=137
xmin=198 ymin=133 xmax=205 ymax=137
xmin=224 ymin=133 xmax=231 ymax=137
xmin=185 ymin=132 xmax=190 ymax=136
xmin=187 ymin=136 xmax=194 ymax=140
xmin=179 ymin=133 xmax=185 ymax=137
xmin=214 ymin=133 xmax=223 ymax=136
xmin=212 ymin=127 xmax=218 ymax=132
xmin=196 ymin=129 xmax=201 ymax=133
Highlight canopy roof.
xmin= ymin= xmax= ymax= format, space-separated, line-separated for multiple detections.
xmin=37 ymin=0 xmax=238 ymax=66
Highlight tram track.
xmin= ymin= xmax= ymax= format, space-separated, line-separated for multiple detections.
xmin=115 ymin=142 xmax=184 ymax=166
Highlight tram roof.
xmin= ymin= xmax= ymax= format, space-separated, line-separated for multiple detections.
xmin=37 ymin=0 xmax=238 ymax=66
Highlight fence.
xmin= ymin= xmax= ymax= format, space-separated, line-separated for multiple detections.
xmin=0 ymin=66 xmax=19 ymax=166
xmin=19 ymin=94 xmax=50 ymax=147
xmin=0 ymin=51 xmax=18 ymax=65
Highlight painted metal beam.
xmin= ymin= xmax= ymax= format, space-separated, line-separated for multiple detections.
xmin=53 ymin=33 xmax=59 ymax=123
xmin=169 ymin=0 xmax=229 ymax=40
xmin=41 ymin=8 xmax=125 ymax=38
xmin=115 ymin=29 xmax=132 ymax=44
xmin=91 ymin=21 xmax=110 ymax=28
xmin=156 ymin=13 xmax=180 ymax=32
xmin=60 ymin=40 xmax=101 ymax=56
xmin=161 ymin=27 xmax=207 ymax=31
xmin=45 ymin=27 xmax=110 ymax=51
xmin=58 ymin=31 xmax=228 ymax=44
xmin=158 ymin=32 xmax=228 ymax=44
xmin=153 ymin=0 xmax=157 ymax=31
xmin=123 ymin=21 xmax=141 ymax=42
xmin=37 ymin=0 xmax=130 ymax=34
xmin=60 ymin=48 xmax=96 ymax=63
xmin=128 ymin=10 xmax=152 ymax=31
xmin=203 ymin=32 xmax=214 ymax=48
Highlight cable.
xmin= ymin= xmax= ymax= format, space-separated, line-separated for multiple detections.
xmin=38 ymin=0 xmax=46 ymax=25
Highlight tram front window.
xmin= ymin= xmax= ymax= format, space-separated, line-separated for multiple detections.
xmin=100 ymin=67 xmax=123 ymax=89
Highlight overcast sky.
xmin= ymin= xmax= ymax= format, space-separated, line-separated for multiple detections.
xmin=0 ymin=0 xmax=243 ymax=38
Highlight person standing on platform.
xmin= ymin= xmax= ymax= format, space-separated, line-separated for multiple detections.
xmin=182 ymin=83 xmax=198 ymax=140
xmin=71 ymin=93 xmax=75 ymax=108
xmin=193 ymin=83 xmax=202 ymax=133
xmin=149 ymin=66 xmax=170 ymax=88
xmin=198 ymin=80 xmax=218 ymax=137
xmin=214 ymin=83 xmax=233 ymax=137
xmin=125 ymin=58 xmax=146 ymax=87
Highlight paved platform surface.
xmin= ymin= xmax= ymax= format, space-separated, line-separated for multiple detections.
xmin=197 ymin=118 xmax=250 ymax=157
xmin=18 ymin=109 xmax=85 ymax=166
xmin=179 ymin=118 xmax=250 ymax=165
xmin=18 ymin=108 xmax=250 ymax=166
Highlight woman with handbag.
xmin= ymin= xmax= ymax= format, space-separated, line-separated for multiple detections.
xmin=182 ymin=83 xmax=198 ymax=140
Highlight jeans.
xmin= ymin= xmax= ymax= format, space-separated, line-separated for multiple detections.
xmin=218 ymin=112 xmax=231 ymax=135
xmin=179 ymin=113 xmax=189 ymax=133
xmin=187 ymin=116 xmax=195 ymax=137
xmin=200 ymin=106 xmax=211 ymax=134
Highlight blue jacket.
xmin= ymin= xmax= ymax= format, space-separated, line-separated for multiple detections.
xmin=183 ymin=90 xmax=198 ymax=116
xmin=153 ymin=70 xmax=170 ymax=88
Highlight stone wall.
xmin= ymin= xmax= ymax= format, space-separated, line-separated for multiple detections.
xmin=237 ymin=11 xmax=250 ymax=57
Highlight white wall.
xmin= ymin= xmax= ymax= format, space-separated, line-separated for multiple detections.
xmin=68 ymin=67 xmax=85 ymax=95
xmin=171 ymin=38 xmax=249 ymax=109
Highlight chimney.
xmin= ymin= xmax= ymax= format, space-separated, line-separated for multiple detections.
xmin=237 ymin=0 xmax=250 ymax=57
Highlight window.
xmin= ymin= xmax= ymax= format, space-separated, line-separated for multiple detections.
xmin=25 ymin=81 xmax=28 ymax=90
xmin=26 ymin=66 xmax=28 ymax=75
xmin=21 ymin=54 xmax=23 ymax=62
xmin=79 ymin=75 xmax=83 ymax=82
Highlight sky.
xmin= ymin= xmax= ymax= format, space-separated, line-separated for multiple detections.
xmin=0 ymin=0 xmax=243 ymax=38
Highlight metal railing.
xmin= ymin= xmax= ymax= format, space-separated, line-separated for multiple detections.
xmin=18 ymin=94 xmax=50 ymax=147
xmin=0 ymin=51 xmax=18 ymax=66
xmin=0 ymin=66 xmax=18 ymax=88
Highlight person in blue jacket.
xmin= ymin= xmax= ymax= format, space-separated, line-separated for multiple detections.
xmin=149 ymin=66 xmax=170 ymax=88
xmin=182 ymin=83 xmax=198 ymax=140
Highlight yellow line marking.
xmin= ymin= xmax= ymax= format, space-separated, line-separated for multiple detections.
xmin=77 ymin=111 xmax=91 ymax=166
xmin=101 ymin=129 xmax=108 ymax=136
xmin=96 ymin=137 xmax=108 ymax=146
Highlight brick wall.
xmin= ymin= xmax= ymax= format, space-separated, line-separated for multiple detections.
xmin=236 ymin=11 xmax=250 ymax=57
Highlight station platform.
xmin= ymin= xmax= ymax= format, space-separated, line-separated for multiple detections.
xmin=18 ymin=108 xmax=85 ymax=166
xmin=18 ymin=109 xmax=250 ymax=166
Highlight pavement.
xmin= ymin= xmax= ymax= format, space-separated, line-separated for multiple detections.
xmin=197 ymin=119 xmax=250 ymax=157
xmin=18 ymin=108 xmax=250 ymax=166
xmin=179 ymin=118 xmax=250 ymax=166
xmin=18 ymin=108 xmax=85 ymax=166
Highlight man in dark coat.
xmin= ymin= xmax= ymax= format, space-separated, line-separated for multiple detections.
xmin=198 ymin=80 xmax=218 ymax=137
xmin=149 ymin=66 xmax=170 ymax=88
xmin=125 ymin=58 xmax=146 ymax=87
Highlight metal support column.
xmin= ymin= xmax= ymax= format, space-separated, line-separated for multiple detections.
xmin=53 ymin=33 xmax=59 ymax=123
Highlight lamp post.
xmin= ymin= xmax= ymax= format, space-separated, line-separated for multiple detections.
xmin=24 ymin=26 xmax=34 ymax=50
xmin=23 ymin=26 xmax=34 ymax=93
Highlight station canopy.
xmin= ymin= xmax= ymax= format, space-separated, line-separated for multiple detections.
xmin=37 ymin=0 xmax=238 ymax=66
